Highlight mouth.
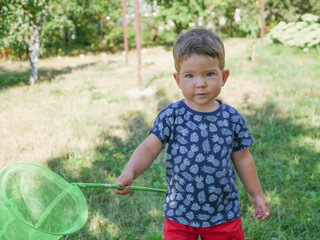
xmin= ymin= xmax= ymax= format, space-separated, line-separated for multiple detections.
xmin=196 ymin=93 xmax=207 ymax=96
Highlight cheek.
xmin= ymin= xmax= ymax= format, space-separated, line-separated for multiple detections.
xmin=180 ymin=82 xmax=193 ymax=94
xmin=210 ymin=83 xmax=223 ymax=93
xmin=181 ymin=79 xmax=194 ymax=86
xmin=180 ymin=81 xmax=193 ymax=91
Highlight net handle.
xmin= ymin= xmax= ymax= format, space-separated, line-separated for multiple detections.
xmin=71 ymin=183 xmax=166 ymax=194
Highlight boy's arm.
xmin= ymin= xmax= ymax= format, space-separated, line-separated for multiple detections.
xmin=113 ymin=133 xmax=163 ymax=195
xmin=232 ymin=148 xmax=270 ymax=219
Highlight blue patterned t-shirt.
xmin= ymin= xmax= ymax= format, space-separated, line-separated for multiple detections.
xmin=149 ymin=99 xmax=254 ymax=227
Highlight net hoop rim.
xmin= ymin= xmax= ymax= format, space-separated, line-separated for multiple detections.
xmin=0 ymin=162 xmax=88 ymax=235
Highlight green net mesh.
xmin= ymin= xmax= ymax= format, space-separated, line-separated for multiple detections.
xmin=0 ymin=162 xmax=88 ymax=240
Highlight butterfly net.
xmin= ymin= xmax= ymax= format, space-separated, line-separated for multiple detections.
xmin=0 ymin=162 xmax=88 ymax=240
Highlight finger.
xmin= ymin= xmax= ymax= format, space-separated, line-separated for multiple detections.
xmin=115 ymin=176 xmax=125 ymax=186
xmin=254 ymin=209 xmax=262 ymax=219
xmin=123 ymin=185 xmax=131 ymax=194
xmin=254 ymin=209 xmax=270 ymax=220
xmin=253 ymin=208 xmax=260 ymax=217
xmin=116 ymin=175 xmax=132 ymax=187
xmin=254 ymin=212 xmax=261 ymax=219
xmin=261 ymin=205 xmax=270 ymax=219
xmin=261 ymin=211 xmax=270 ymax=219
xmin=113 ymin=185 xmax=131 ymax=195
xmin=113 ymin=176 xmax=125 ymax=194
xmin=113 ymin=188 xmax=124 ymax=194
xmin=116 ymin=185 xmax=131 ymax=195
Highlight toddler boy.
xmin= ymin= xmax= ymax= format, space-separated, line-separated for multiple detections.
xmin=114 ymin=28 xmax=269 ymax=240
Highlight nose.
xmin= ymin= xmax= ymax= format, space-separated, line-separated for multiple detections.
xmin=195 ymin=77 xmax=206 ymax=88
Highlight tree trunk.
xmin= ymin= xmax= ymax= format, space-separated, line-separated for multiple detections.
xmin=65 ymin=29 xmax=69 ymax=46
xmin=28 ymin=10 xmax=47 ymax=85
xmin=29 ymin=30 xmax=40 ymax=85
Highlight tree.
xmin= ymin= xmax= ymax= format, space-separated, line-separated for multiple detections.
xmin=155 ymin=0 xmax=213 ymax=34
xmin=0 ymin=0 xmax=123 ymax=84
xmin=0 ymin=0 xmax=50 ymax=85
xmin=42 ymin=0 xmax=123 ymax=55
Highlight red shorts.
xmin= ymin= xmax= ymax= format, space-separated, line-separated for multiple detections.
xmin=164 ymin=217 xmax=245 ymax=240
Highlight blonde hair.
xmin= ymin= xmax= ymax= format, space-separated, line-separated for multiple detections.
xmin=173 ymin=28 xmax=225 ymax=72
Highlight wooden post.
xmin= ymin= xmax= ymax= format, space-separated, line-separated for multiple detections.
xmin=122 ymin=0 xmax=129 ymax=65
xmin=134 ymin=0 xmax=142 ymax=90
xmin=260 ymin=0 xmax=265 ymax=44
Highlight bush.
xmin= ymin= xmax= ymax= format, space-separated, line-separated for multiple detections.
xmin=265 ymin=14 xmax=320 ymax=50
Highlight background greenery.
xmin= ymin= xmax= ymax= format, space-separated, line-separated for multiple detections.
xmin=265 ymin=13 xmax=320 ymax=49
xmin=1 ymin=0 xmax=320 ymax=60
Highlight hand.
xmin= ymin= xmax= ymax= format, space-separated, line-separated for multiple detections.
xmin=113 ymin=172 xmax=134 ymax=195
xmin=251 ymin=195 xmax=270 ymax=220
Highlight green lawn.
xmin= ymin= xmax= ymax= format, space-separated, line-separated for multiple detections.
xmin=0 ymin=40 xmax=319 ymax=239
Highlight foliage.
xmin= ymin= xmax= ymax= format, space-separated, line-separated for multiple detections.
xmin=209 ymin=0 xmax=261 ymax=38
xmin=40 ymin=0 xmax=75 ymax=56
xmin=0 ymin=0 xmax=50 ymax=60
xmin=155 ymin=0 xmax=212 ymax=34
xmin=39 ymin=0 xmax=127 ymax=56
xmin=148 ymin=0 xmax=320 ymax=40
xmin=1 ymin=0 xmax=320 ymax=60
xmin=0 ymin=0 xmax=127 ymax=59
xmin=265 ymin=14 xmax=320 ymax=50
xmin=264 ymin=0 xmax=320 ymax=28
xmin=67 ymin=0 xmax=124 ymax=51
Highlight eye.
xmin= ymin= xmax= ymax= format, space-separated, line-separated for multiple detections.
xmin=206 ymin=72 xmax=216 ymax=77
xmin=185 ymin=74 xmax=193 ymax=78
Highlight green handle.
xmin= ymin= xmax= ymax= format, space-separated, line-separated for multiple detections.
xmin=72 ymin=183 xmax=167 ymax=194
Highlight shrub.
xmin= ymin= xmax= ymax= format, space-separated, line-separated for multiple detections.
xmin=265 ymin=14 xmax=320 ymax=50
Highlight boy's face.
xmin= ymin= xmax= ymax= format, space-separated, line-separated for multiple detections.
xmin=174 ymin=54 xmax=229 ymax=112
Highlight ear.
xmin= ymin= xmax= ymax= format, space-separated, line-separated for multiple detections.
xmin=222 ymin=69 xmax=229 ymax=86
xmin=173 ymin=73 xmax=181 ymax=89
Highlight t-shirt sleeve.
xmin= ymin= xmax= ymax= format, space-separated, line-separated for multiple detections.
xmin=232 ymin=113 xmax=254 ymax=152
xmin=149 ymin=107 xmax=173 ymax=148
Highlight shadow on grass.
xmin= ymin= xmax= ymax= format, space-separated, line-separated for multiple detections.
xmin=46 ymin=88 xmax=171 ymax=239
xmin=0 ymin=62 xmax=98 ymax=90
xmin=239 ymin=101 xmax=320 ymax=239
xmin=47 ymin=112 xmax=165 ymax=240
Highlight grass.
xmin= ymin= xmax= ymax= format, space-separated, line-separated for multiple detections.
xmin=0 ymin=40 xmax=319 ymax=239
